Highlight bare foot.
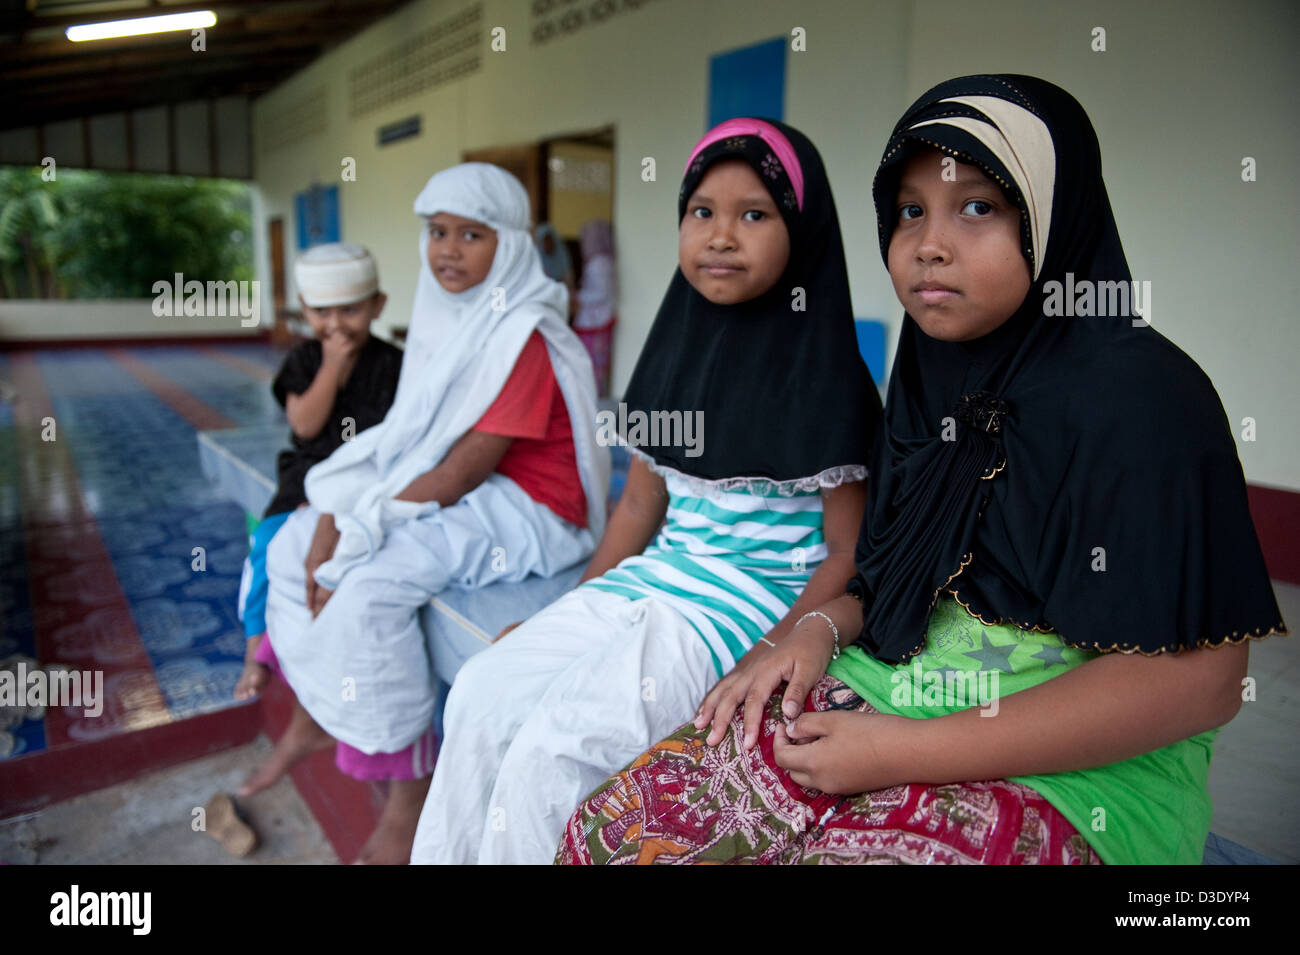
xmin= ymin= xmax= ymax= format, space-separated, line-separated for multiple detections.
xmin=234 ymin=634 xmax=269 ymax=702
xmin=239 ymin=700 xmax=334 ymax=797
xmin=355 ymin=777 xmax=432 ymax=865
xmin=234 ymin=660 xmax=269 ymax=701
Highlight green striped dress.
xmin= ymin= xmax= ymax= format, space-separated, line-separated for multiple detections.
xmin=583 ymin=466 xmax=826 ymax=678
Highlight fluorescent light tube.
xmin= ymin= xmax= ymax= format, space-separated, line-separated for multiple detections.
xmin=66 ymin=11 xmax=217 ymax=42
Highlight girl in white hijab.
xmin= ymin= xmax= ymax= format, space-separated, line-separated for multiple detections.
xmin=246 ymin=163 xmax=609 ymax=864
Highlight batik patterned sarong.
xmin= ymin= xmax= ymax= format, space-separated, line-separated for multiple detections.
xmin=556 ymin=675 xmax=1102 ymax=865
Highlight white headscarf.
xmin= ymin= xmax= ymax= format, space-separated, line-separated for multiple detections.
xmin=305 ymin=163 xmax=609 ymax=587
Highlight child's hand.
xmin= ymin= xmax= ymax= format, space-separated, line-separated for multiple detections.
xmin=305 ymin=556 xmax=336 ymax=617
xmin=320 ymin=330 xmax=360 ymax=368
xmin=304 ymin=515 xmax=340 ymax=611
xmin=694 ymin=617 xmax=837 ymax=751
xmin=494 ymin=621 xmax=524 ymax=642
xmin=773 ymin=711 xmax=911 ymax=795
xmin=234 ymin=636 xmax=269 ymax=701
xmin=310 ymin=584 xmax=334 ymax=619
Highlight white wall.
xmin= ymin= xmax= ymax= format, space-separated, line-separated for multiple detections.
xmin=250 ymin=0 xmax=1299 ymax=490
xmin=904 ymin=0 xmax=1300 ymax=491
xmin=251 ymin=0 xmax=912 ymax=378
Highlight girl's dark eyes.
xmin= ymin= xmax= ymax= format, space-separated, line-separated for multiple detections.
xmin=429 ymin=226 xmax=479 ymax=239
xmin=689 ymin=207 xmax=768 ymax=220
xmin=898 ymin=199 xmax=995 ymax=219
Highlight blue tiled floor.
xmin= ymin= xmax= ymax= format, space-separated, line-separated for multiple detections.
xmin=126 ymin=346 xmax=285 ymax=426
xmin=0 ymin=344 xmax=293 ymax=757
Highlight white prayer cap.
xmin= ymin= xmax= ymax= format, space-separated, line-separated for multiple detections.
xmin=294 ymin=242 xmax=379 ymax=307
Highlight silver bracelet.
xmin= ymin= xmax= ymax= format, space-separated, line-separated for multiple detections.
xmin=758 ymin=636 xmax=777 ymax=648
xmin=798 ymin=610 xmax=840 ymax=660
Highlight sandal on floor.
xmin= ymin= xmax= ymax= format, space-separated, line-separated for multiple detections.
xmin=205 ymin=792 xmax=258 ymax=857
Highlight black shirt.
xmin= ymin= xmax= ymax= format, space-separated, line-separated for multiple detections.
xmin=264 ymin=334 xmax=403 ymax=518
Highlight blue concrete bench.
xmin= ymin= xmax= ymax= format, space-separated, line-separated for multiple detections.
xmin=196 ymin=424 xmax=629 ymax=715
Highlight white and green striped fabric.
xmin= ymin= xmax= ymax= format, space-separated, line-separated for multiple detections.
xmin=583 ymin=468 xmax=826 ymax=678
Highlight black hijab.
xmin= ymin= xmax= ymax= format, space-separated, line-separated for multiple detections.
xmin=848 ymin=74 xmax=1285 ymax=662
xmin=621 ymin=118 xmax=880 ymax=484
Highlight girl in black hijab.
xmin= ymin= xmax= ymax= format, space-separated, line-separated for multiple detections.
xmin=413 ymin=118 xmax=879 ymax=865
xmin=558 ymin=75 xmax=1286 ymax=866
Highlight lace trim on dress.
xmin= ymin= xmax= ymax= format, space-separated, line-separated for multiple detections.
xmin=629 ymin=447 xmax=867 ymax=497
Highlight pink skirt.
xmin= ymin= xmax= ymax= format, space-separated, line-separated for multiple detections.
xmin=255 ymin=634 xmax=436 ymax=781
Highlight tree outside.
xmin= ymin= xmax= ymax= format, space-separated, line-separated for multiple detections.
xmin=0 ymin=167 xmax=253 ymax=300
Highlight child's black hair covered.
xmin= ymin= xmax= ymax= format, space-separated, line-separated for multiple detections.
xmin=847 ymin=74 xmax=1285 ymax=663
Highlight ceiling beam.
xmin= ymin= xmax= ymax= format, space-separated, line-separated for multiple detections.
xmin=0 ymin=0 xmax=413 ymax=131
xmin=12 ymin=56 xmax=310 ymax=100
xmin=1 ymin=7 xmax=386 ymax=64
xmin=4 ymin=24 xmax=351 ymax=81
xmin=3 ymin=59 xmax=313 ymax=128
xmin=11 ymin=1 xmax=336 ymax=34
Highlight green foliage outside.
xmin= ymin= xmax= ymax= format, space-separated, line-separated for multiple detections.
xmin=0 ymin=166 xmax=253 ymax=300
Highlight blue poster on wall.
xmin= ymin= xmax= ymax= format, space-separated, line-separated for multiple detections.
xmin=708 ymin=37 xmax=786 ymax=128
xmin=854 ymin=318 xmax=887 ymax=388
xmin=295 ymin=184 xmax=340 ymax=250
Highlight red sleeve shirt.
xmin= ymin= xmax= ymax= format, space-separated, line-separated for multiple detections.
xmin=473 ymin=331 xmax=588 ymax=528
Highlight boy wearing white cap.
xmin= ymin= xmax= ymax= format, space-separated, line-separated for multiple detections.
xmin=234 ymin=243 xmax=402 ymax=701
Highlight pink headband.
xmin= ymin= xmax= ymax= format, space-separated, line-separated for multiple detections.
xmin=683 ymin=118 xmax=805 ymax=212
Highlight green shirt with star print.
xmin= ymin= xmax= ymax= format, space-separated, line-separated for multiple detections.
xmin=827 ymin=593 xmax=1217 ymax=865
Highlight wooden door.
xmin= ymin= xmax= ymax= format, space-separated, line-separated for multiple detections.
xmin=461 ymin=143 xmax=547 ymax=225
xmin=268 ymin=217 xmax=290 ymax=344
